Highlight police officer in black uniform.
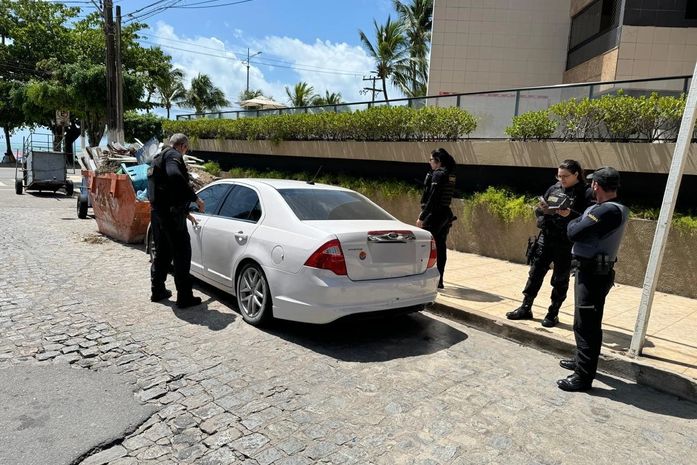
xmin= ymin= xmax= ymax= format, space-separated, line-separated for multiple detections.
xmin=148 ymin=133 xmax=205 ymax=308
xmin=557 ymin=166 xmax=629 ymax=391
xmin=417 ymin=148 xmax=457 ymax=289
xmin=506 ymin=160 xmax=591 ymax=327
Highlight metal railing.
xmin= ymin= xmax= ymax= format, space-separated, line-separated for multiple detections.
xmin=176 ymin=75 xmax=692 ymax=139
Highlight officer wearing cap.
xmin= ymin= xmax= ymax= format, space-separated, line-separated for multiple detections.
xmin=557 ymin=166 xmax=629 ymax=391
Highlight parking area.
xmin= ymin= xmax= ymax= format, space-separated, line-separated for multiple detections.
xmin=2 ymin=168 xmax=697 ymax=465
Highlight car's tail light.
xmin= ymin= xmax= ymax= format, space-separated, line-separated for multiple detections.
xmin=427 ymin=238 xmax=437 ymax=268
xmin=305 ymin=239 xmax=347 ymax=275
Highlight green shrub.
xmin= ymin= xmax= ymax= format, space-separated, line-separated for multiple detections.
xmin=124 ymin=111 xmax=164 ymax=143
xmin=505 ymin=110 xmax=556 ymax=140
xmin=202 ymin=161 xmax=221 ymax=176
xmin=471 ymin=187 xmax=535 ymax=223
xmin=596 ymin=91 xmax=641 ymax=141
xmin=549 ymin=98 xmax=601 ymax=140
xmin=163 ymin=106 xmax=477 ymax=142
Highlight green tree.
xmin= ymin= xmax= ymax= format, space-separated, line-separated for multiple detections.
xmin=358 ymin=16 xmax=408 ymax=102
xmin=285 ymin=82 xmax=317 ymax=107
xmin=238 ymin=88 xmax=264 ymax=102
xmin=392 ymin=0 xmax=432 ymax=97
xmin=181 ymin=73 xmax=230 ymax=115
xmin=0 ymin=0 xmax=78 ymax=157
xmin=154 ymin=68 xmax=186 ymax=119
xmin=311 ymin=91 xmax=344 ymax=106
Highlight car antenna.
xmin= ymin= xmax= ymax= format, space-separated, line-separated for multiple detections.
xmin=307 ymin=165 xmax=323 ymax=185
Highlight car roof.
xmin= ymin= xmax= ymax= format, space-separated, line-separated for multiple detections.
xmin=212 ymin=178 xmax=352 ymax=191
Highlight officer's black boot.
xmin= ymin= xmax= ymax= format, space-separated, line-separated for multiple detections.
xmin=506 ymin=297 xmax=534 ymax=320
xmin=542 ymin=303 xmax=561 ymax=327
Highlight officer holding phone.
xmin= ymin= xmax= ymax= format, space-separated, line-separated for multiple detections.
xmin=506 ymin=160 xmax=592 ymax=327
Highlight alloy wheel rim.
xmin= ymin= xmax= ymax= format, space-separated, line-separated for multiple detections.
xmin=239 ymin=268 xmax=266 ymax=319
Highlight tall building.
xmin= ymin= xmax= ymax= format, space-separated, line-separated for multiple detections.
xmin=428 ymin=0 xmax=697 ymax=95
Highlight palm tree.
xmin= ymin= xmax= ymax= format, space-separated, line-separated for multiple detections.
xmin=311 ymin=91 xmax=343 ymax=106
xmin=285 ymin=82 xmax=317 ymax=107
xmin=392 ymin=0 xmax=433 ymax=97
xmin=238 ymin=88 xmax=264 ymax=103
xmin=181 ymin=73 xmax=230 ymax=115
xmin=359 ymin=16 xmax=408 ymax=102
xmin=154 ymin=68 xmax=186 ymax=119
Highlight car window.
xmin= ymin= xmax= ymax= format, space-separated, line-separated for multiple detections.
xmin=278 ymin=188 xmax=392 ymax=221
xmin=218 ymin=185 xmax=262 ymax=222
xmin=194 ymin=184 xmax=230 ymax=215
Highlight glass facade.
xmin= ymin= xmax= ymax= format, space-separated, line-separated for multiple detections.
xmin=567 ymin=0 xmax=623 ymax=70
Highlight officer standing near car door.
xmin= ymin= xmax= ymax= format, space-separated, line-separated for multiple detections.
xmin=557 ymin=167 xmax=629 ymax=391
xmin=148 ymin=133 xmax=205 ymax=308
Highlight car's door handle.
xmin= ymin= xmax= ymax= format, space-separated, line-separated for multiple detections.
xmin=234 ymin=231 xmax=247 ymax=243
xmin=192 ymin=223 xmax=201 ymax=231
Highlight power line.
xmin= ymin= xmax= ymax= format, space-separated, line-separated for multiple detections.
xmin=173 ymin=0 xmax=252 ymax=9
xmin=139 ymin=40 xmax=362 ymax=76
xmin=138 ymin=34 xmax=362 ymax=75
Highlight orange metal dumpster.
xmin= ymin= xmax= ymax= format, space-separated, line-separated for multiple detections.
xmin=89 ymin=172 xmax=150 ymax=243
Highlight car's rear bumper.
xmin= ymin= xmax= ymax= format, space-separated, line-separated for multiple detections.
xmin=266 ymin=266 xmax=440 ymax=324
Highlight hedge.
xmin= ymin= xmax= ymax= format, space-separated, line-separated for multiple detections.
xmin=163 ymin=106 xmax=477 ymax=142
xmin=200 ymin=165 xmax=697 ymax=231
xmin=506 ymin=92 xmax=686 ymax=142
xmin=124 ymin=111 xmax=164 ymax=143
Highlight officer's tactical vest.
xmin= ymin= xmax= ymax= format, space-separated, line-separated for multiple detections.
xmin=571 ymin=201 xmax=629 ymax=261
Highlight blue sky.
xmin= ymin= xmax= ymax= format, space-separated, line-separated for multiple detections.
xmin=5 ymin=0 xmax=405 ymax=153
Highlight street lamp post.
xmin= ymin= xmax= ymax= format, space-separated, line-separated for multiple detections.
xmin=244 ymin=48 xmax=262 ymax=93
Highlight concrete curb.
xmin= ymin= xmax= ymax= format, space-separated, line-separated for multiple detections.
xmin=428 ymin=302 xmax=697 ymax=404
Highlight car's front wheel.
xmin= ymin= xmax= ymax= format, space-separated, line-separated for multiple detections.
xmin=236 ymin=263 xmax=271 ymax=326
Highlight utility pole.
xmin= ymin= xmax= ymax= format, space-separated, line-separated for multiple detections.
xmin=362 ymin=75 xmax=382 ymax=106
xmin=104 ymin=0 xmax=115 ymax=143
xmin=114 ymin=5 xmax=124 ymax=143
xmin=103 ymin=0 xmax=123 ymax=143
xmin=244 ymin=48 xmax=262 ymax=94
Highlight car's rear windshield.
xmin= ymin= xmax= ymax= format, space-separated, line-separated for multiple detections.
xmin=278 ymin=188 xmax=393 ymax=221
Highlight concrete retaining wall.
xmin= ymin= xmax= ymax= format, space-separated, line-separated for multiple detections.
xmin=369 ymin=191 xmax=697 ymax=299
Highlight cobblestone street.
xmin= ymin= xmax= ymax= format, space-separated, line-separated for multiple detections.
xmin=2 ymin=170 xmax=697 ymax=465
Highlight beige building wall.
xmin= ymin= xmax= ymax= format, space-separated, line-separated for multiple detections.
xmin=428 ymin=0 xmax=571 ymax=95
xmin=616 ymin=26 xmax=697 ymax=85
xmin=563 ymin=48 xmax=619 ymax=83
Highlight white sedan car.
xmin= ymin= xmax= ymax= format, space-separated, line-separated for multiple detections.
xmin=174 ymin=179 xmax=440 ymax=325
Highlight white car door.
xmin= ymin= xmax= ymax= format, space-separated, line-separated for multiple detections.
xmin=187 ymin=183 xmax=232 ymax=274
xmin=200 ymin=184 xmax=263 ymax=287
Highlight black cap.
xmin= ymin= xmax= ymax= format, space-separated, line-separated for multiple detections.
xmin=587 ymin=166 xmax=620 ymax=190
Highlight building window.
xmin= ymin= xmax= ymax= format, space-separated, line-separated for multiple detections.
xmin=569 ymin=0 xmax=621 ymax=52
xmin=688 ymin=2 xmax=697 ymax=20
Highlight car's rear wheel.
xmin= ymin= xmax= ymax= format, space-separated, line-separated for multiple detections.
xmin=236 ymin=263 xmax=271 ymax=326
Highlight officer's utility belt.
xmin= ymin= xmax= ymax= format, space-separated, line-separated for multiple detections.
xmin=572 ymin=255 xmax=615 ymax=275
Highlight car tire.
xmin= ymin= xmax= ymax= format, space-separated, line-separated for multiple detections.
xmin=15 ymin=179 xmax=22 ymax=195
xmin=77 ymin=195 xmax=88 ymax=219
xmin=65 ymin=180 xmax=74 ymax=197
xmin=236 ymin=263 xmax=272 ymax=326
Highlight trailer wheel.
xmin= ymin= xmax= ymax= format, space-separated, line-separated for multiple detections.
xmin=77 ymin=195 xmax=88 ymax=219
xmin=15 ymin=179 xmax=22 ymax=195
xmin=65 ymin=180 xmax=74 ymax=197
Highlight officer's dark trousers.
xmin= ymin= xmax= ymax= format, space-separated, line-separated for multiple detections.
xmin=425 ymin=213 xmax=452 ymax=285
xmin=522 ymin=234 xmax=572 ymax=313
xmin=150 ymin=209 xmax=194 ymax=299
xmin=573 ymin=269 xmax=615 ymax=380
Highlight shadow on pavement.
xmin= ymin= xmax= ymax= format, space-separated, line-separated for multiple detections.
xmin=265 ymin=312 xmax=468 ymax=363
xmin=439 ymin=286 xmax=502 ymax=303
xmin=160 ymin=298 xmax=237 ymax=331
xmin=590 ymin=373 xmax=697 ymax=418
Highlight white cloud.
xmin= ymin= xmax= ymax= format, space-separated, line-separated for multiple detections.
xmin=149 ymin=21 xmax=404 ymax=115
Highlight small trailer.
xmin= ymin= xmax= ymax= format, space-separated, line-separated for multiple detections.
xmin=15 ymin=137 xmax=73 ymax=196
